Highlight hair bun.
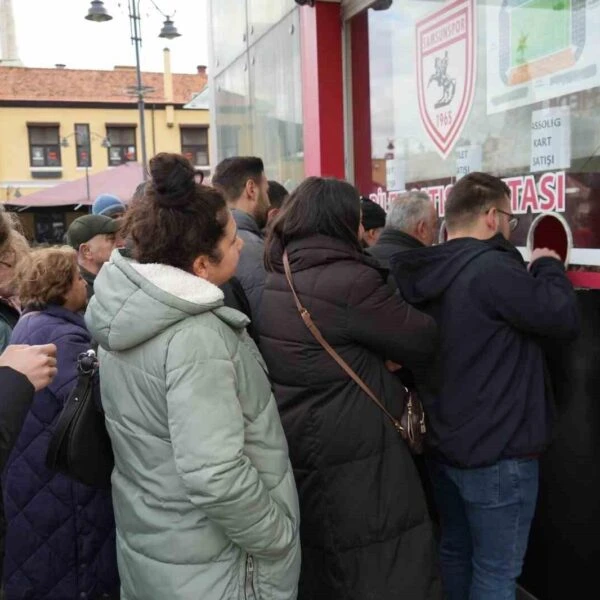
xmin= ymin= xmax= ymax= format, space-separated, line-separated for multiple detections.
xmin=150 ymin=153 xmax=196 ymax=209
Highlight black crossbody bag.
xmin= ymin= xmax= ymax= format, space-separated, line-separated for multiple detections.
xmin=46 ymin=350 xmax=114 ymax=489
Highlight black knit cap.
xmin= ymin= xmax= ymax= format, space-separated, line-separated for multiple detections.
xmin=360 ymin=197 xmax=386 ymax=231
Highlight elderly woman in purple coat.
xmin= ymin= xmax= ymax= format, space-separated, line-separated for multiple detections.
xmin=2 ymin=247 xmax=118 ymax=600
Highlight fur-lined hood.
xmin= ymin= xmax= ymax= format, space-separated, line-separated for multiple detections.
xmin=85 ymin=249 xmax=249 ymax=351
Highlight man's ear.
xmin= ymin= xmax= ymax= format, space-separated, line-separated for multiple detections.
xmin=484 ymin=207 xmax=498 ymax=232
xmin=79 ymin=243 xmax=91 ymax=260
xmin=245 ymin=178 xmax=258 ymax=202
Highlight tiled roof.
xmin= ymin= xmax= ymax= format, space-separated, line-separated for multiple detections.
xmin=0 ymin=66 xmax=207 ymax=105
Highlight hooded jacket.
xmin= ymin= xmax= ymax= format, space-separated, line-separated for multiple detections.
xmin=85 ymin=250 xmax=300 ymax=600
xmin=391 ymin=234 xmax=579 ymax=468
xmin=259 ymin=235 xmax=442 ymax=600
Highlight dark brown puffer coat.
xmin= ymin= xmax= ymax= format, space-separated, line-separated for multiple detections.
xmin=259 ymin=234 xmax=442 ymax=600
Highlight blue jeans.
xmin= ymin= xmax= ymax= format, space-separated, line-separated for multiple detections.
xmin=428 ymin=458 xmax=539 ymax=600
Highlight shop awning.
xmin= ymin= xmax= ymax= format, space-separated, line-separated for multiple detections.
xmin=7 ymin=163 xmax=145 ymax=208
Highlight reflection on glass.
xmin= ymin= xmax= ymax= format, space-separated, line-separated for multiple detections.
xmin=248 ymin=0 xmax=296 ymax=41
xmin=212 ymin=0 xmax=248 ymax=74
xmin=215 ymin=55 xmax=253 ymax=159
xmin=249 ymin=9 xmax=304 ymax=189
xmin=360 ymin=0 xmax=600 ymax=262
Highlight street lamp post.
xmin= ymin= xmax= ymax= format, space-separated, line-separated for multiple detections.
xmin=85 ymin=0 xmax=182 ymax=181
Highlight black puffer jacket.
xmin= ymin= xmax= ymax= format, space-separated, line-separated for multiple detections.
xmin=259 ymin=235 xmax=442 ymax=600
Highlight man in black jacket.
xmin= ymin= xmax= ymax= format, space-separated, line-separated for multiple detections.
xmin=370 ymin=190 xmax=438 ymax=270
xmin=390 ymin=172 xmax=579 ymax=600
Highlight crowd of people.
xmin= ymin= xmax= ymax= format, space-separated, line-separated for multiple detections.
xmin=0 ymin=153 xmax=579 ymax=600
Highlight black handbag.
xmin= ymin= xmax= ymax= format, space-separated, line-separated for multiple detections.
xmin=46 ymin=350 xmax=114 ymax=489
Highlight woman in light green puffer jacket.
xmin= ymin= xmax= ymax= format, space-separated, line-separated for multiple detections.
xmin=85 ymin=154 xmax=300 ymax=600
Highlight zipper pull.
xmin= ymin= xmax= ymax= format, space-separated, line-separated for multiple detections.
xmin=245 ymin=555 xmax=256 ymax=600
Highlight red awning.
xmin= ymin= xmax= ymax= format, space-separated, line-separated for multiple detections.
xmin=8 ymin=163 xmax=145 ymax=208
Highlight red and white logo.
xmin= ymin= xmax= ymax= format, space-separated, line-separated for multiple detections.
xmin=416 ymin=0 xmax=476 ymax=159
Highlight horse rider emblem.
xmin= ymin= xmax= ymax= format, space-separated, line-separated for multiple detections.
xmin=429 ymin=51 xmax=457 ymax=108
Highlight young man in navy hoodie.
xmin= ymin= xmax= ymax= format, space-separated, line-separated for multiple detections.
xmin=391 ymin=172 xmax=579 ymax=600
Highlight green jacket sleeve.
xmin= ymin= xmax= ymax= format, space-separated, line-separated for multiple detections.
xmin=0 ymin=320 xmax=12 ymax=353
xmin=165 ymin=326 xmax=296 ymax=559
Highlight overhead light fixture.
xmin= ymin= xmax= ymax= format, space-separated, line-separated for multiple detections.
xmin=159 ymin=17 xmax=181 ymax=40
xmin=61 ymin=137 xmax=70 ymax=148
xmin=85 ymin=0 xmax=113 ymax=23
xmin=101 ymin=137 xmax=112 ymax=148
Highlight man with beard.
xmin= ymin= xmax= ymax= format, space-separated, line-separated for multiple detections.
xmin=212 ymin=157 xmax=270 ymax=331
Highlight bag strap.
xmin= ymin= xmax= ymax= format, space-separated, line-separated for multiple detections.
xmin=282 ymin=251 xmax=404 ymax=435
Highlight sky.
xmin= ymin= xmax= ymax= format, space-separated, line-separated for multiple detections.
xmin=12 ymin=0 xmax=209 ymax=74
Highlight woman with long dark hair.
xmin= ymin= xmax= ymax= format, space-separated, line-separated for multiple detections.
xmin=261 ymin=177 xmax=442 ymax=599
xmin=85 ymin=153 xmax=300 ymax=600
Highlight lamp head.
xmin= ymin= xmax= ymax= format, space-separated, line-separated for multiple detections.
xmin=159 ymin=17 xmax=181 ymax=40
xmin=85 ymin=0 xmax=113 ymax=23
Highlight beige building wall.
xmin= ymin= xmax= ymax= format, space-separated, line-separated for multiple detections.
xmin=0 ymin=104 xmax=210 ymax=201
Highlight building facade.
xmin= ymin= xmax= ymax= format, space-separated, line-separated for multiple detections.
xmin=0 ymin=57 xmax=209 ymax=205
xmin=209 ymin=0 xmax=600 ymax=273
xmin=209 ymin=2 xmax=600 ymax=599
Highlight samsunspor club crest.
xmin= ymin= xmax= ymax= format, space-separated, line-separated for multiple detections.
xmin=416 ymin=0 xmax=476 ymax=159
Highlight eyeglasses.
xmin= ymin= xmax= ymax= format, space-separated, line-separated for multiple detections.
xmin=495 ymin=208 xmax=519 ymax=232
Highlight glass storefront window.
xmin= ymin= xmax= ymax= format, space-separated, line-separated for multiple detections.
xmin=210 ymin=0 xmax=304 ymax=189
xmin=214 ymin=55 xmax=253 ymax=158
xmin=248 ymin=0 xmax=296 ymax=42
xmin=250 ymin=9 xmax=304 ymax=189
xmin=211 ymin=0 xmax=248 ymax=75
xmin=353 ymin=0 xmax=600 ymax=267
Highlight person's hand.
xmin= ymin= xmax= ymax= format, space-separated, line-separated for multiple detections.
xmin=529 ymin=248 xmax=562 ymax=270
xmin=0 ymin=344 xmax=58 ymax=391
xmin=385 ymin=360 xmax=403 ymax=373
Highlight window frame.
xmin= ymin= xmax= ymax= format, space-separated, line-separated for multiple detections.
xmin=27 ymin=124 xmax=62 ymax=168
xmin=75 ymin=124 xmax=92 ymax=168
xmin=105 ymin=125 xmax=138 ymax=166
xmin=180 ymin=126 xmax=210 ymax=167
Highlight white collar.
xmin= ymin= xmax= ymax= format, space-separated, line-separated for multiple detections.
xmin=131 ymin=262 xmax=224 ymax=305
